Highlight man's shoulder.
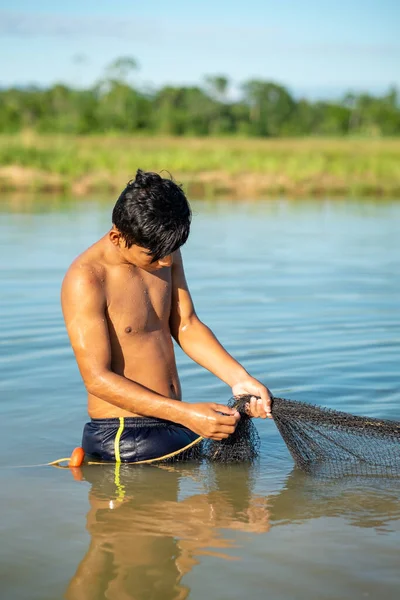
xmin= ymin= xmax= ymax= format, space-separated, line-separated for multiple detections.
xmin=62 ymin=247 xmax=106 ymax=295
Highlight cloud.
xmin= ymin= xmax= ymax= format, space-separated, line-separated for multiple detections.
xmin=0 ymin=11 xmax=398 ymax=56
xmin=292 ymin=42 xmax=400 ymax=56
xmin=0 ymin=10 xmax=279 ymax=41
xmin=0 ymin=11 xmax=156 ymax=40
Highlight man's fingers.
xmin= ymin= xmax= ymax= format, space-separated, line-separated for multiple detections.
xmin=215 ymin=424 xmax=237 ymax=435
xmin=209 ymin=432 xmax=230 ymax=440
xmin=259 ymin=388 xmax=273 ymax=418
xmin=212 ymin=404 xmax=240 ymax=422
xmin=216 ymin=415 xmax=240 ymax=427
xmin=212 ymin=403 xmax=238 ymax=415
xmin=251 ymin=397 xmax=267 ymax=419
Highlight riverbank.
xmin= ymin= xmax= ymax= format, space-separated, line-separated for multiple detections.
xmin=1 ymin=134 xmax=399 ymax=197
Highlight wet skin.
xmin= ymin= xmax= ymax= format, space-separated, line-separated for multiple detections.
xmin=61 ymin=227 xmax=272 ymax=440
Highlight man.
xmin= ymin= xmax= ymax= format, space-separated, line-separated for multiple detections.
xmin=62 ymin=169 xmax=272 ymax=463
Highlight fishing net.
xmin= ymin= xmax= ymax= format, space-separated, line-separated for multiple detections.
xmin=202 ymin=396 xmax=261 ymax=463
xmin=203 ymin=395 xmax=400 ymax=478
xmin=66 ymin=395 xmax=400 ymax=478
xmin=271 ymin=396 xmax=400 ymax=477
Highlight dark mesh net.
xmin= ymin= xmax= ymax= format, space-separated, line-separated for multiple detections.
xmin=200 ymin=395 xmax=400 ymax=477
xmin=79 ymin=395 xmax=400 ymax=478
xmin=270 ymin=396 xmax=400 ymax=477
xmin=202 ymin=396 xmax=261 ymax=463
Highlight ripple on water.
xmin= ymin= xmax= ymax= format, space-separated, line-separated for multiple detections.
xmin=0 ymin=197 xmax=400 ymax=600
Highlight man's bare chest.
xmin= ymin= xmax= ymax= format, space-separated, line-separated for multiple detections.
xmin=104 ymin=268 xmax=172 ymax=334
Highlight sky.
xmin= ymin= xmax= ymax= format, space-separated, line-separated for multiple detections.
xmin=0 ymin=0 xmax=398 ymax=99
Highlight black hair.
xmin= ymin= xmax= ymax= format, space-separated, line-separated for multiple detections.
xmin=112 ymin=169 xmax=192 ymax=262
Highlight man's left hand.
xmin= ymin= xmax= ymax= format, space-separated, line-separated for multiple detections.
xmin=232 ymin=377 xmax=273 ymax=419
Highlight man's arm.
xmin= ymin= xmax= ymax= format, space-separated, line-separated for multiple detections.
xmin=61 ymin=264 xmax=239 ymax=439
xmin=169 ymin=250 xmax=272 ymax=418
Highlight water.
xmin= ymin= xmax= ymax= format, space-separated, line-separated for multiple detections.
xmin=0 ymin=196 xmax=399 ymax=600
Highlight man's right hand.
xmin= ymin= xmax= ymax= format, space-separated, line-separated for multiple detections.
xmin=180 ymin=403 xmax=240 ymax=440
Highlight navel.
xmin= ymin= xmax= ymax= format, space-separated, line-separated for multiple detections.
xmin=125 ymin=326 xmax=132 ymax=334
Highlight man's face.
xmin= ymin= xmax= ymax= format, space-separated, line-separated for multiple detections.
xmin=109 ymin=227 xmax=173 ymax=271
xmin=124 ymin=244 xmax=173 ymax=272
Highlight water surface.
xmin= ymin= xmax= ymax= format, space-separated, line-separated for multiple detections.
xmin=0 ymin=196 xmax=399 ymax=600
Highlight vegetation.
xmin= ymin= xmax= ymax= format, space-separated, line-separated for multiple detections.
xmin=0 ymin=57 xmax=399 ymax=196
xmin=1 ymin=135 xmax=399 ymax=196
xmin=0 ymin=57 xmax=399 ymax=137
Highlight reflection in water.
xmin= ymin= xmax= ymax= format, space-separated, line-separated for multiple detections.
xmin=66 ymin=463 xmax=400 ymax=600
xmin=1 ymin=193 xmax=397 ymax=216
xmin=0 ymin=194 xmax=109 ymax=215
xmin=66 ymin=463 xmax=270 ymax=600
xmin=267 ymin=469 xmax=400 ymax=531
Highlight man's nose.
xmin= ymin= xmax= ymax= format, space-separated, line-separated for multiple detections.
xmin=158 ymin=254 xmax=172 ymax=268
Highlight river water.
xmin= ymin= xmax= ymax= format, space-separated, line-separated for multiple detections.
xmin=0 ymin=196 xmax=399 ymax=600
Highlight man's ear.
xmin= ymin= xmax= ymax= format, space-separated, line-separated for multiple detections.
xmin=109 ymin=226 xmax=121 ymax=247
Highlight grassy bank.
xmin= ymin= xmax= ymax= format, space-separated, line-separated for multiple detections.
xmin=1 ymin=134 xmax=399 ymax=197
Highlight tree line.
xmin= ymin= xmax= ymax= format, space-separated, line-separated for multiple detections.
xmin=1 ymin=57 xmax=399 ymax=137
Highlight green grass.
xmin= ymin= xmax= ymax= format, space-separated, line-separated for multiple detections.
xmin=1 ymin=133 xmax=400 ymax=196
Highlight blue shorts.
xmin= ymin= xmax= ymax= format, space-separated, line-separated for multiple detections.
xmin=82 ymin=416 xmax=200 ymax=463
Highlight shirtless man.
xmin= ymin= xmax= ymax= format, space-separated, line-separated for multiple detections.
xmin=62 ymin=169 xmax=272 ymax=463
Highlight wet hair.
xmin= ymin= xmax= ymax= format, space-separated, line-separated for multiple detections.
xmin=112 ymin=169 xmax=191 ymax=261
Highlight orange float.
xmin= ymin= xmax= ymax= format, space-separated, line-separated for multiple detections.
xmin=68 ymin=447 xmax=85 ymax=467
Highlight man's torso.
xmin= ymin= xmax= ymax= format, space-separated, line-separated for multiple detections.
xmin=75 ymin=240 xmax=181 ymax=418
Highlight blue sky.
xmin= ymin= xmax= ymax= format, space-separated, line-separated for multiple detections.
xmin=0 ymin=0 xmax=398 ymax=98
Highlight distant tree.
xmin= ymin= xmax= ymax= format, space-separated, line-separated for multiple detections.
xmin=204 ymin=75 xmax=229 ymax=102
xmin=104 ymin=57 xmax=139 ymax=85
xmin=202 ymin=75 xmax=235 ymax=134
xmin=153 ymin=86 xmax=216 ymax=135
xmin=342 ymin=87 xmax=400 ymax=136
xmin=92 ymin=57 xmax=145 ymax=133
xmin=241 ymin=81 xmax=296 ymax=136
xmin=0 ymin=67 xmax=398 ymax=137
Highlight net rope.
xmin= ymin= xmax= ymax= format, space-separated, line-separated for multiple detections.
xmin=41 ymin=395 xmax=400 ymax=478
